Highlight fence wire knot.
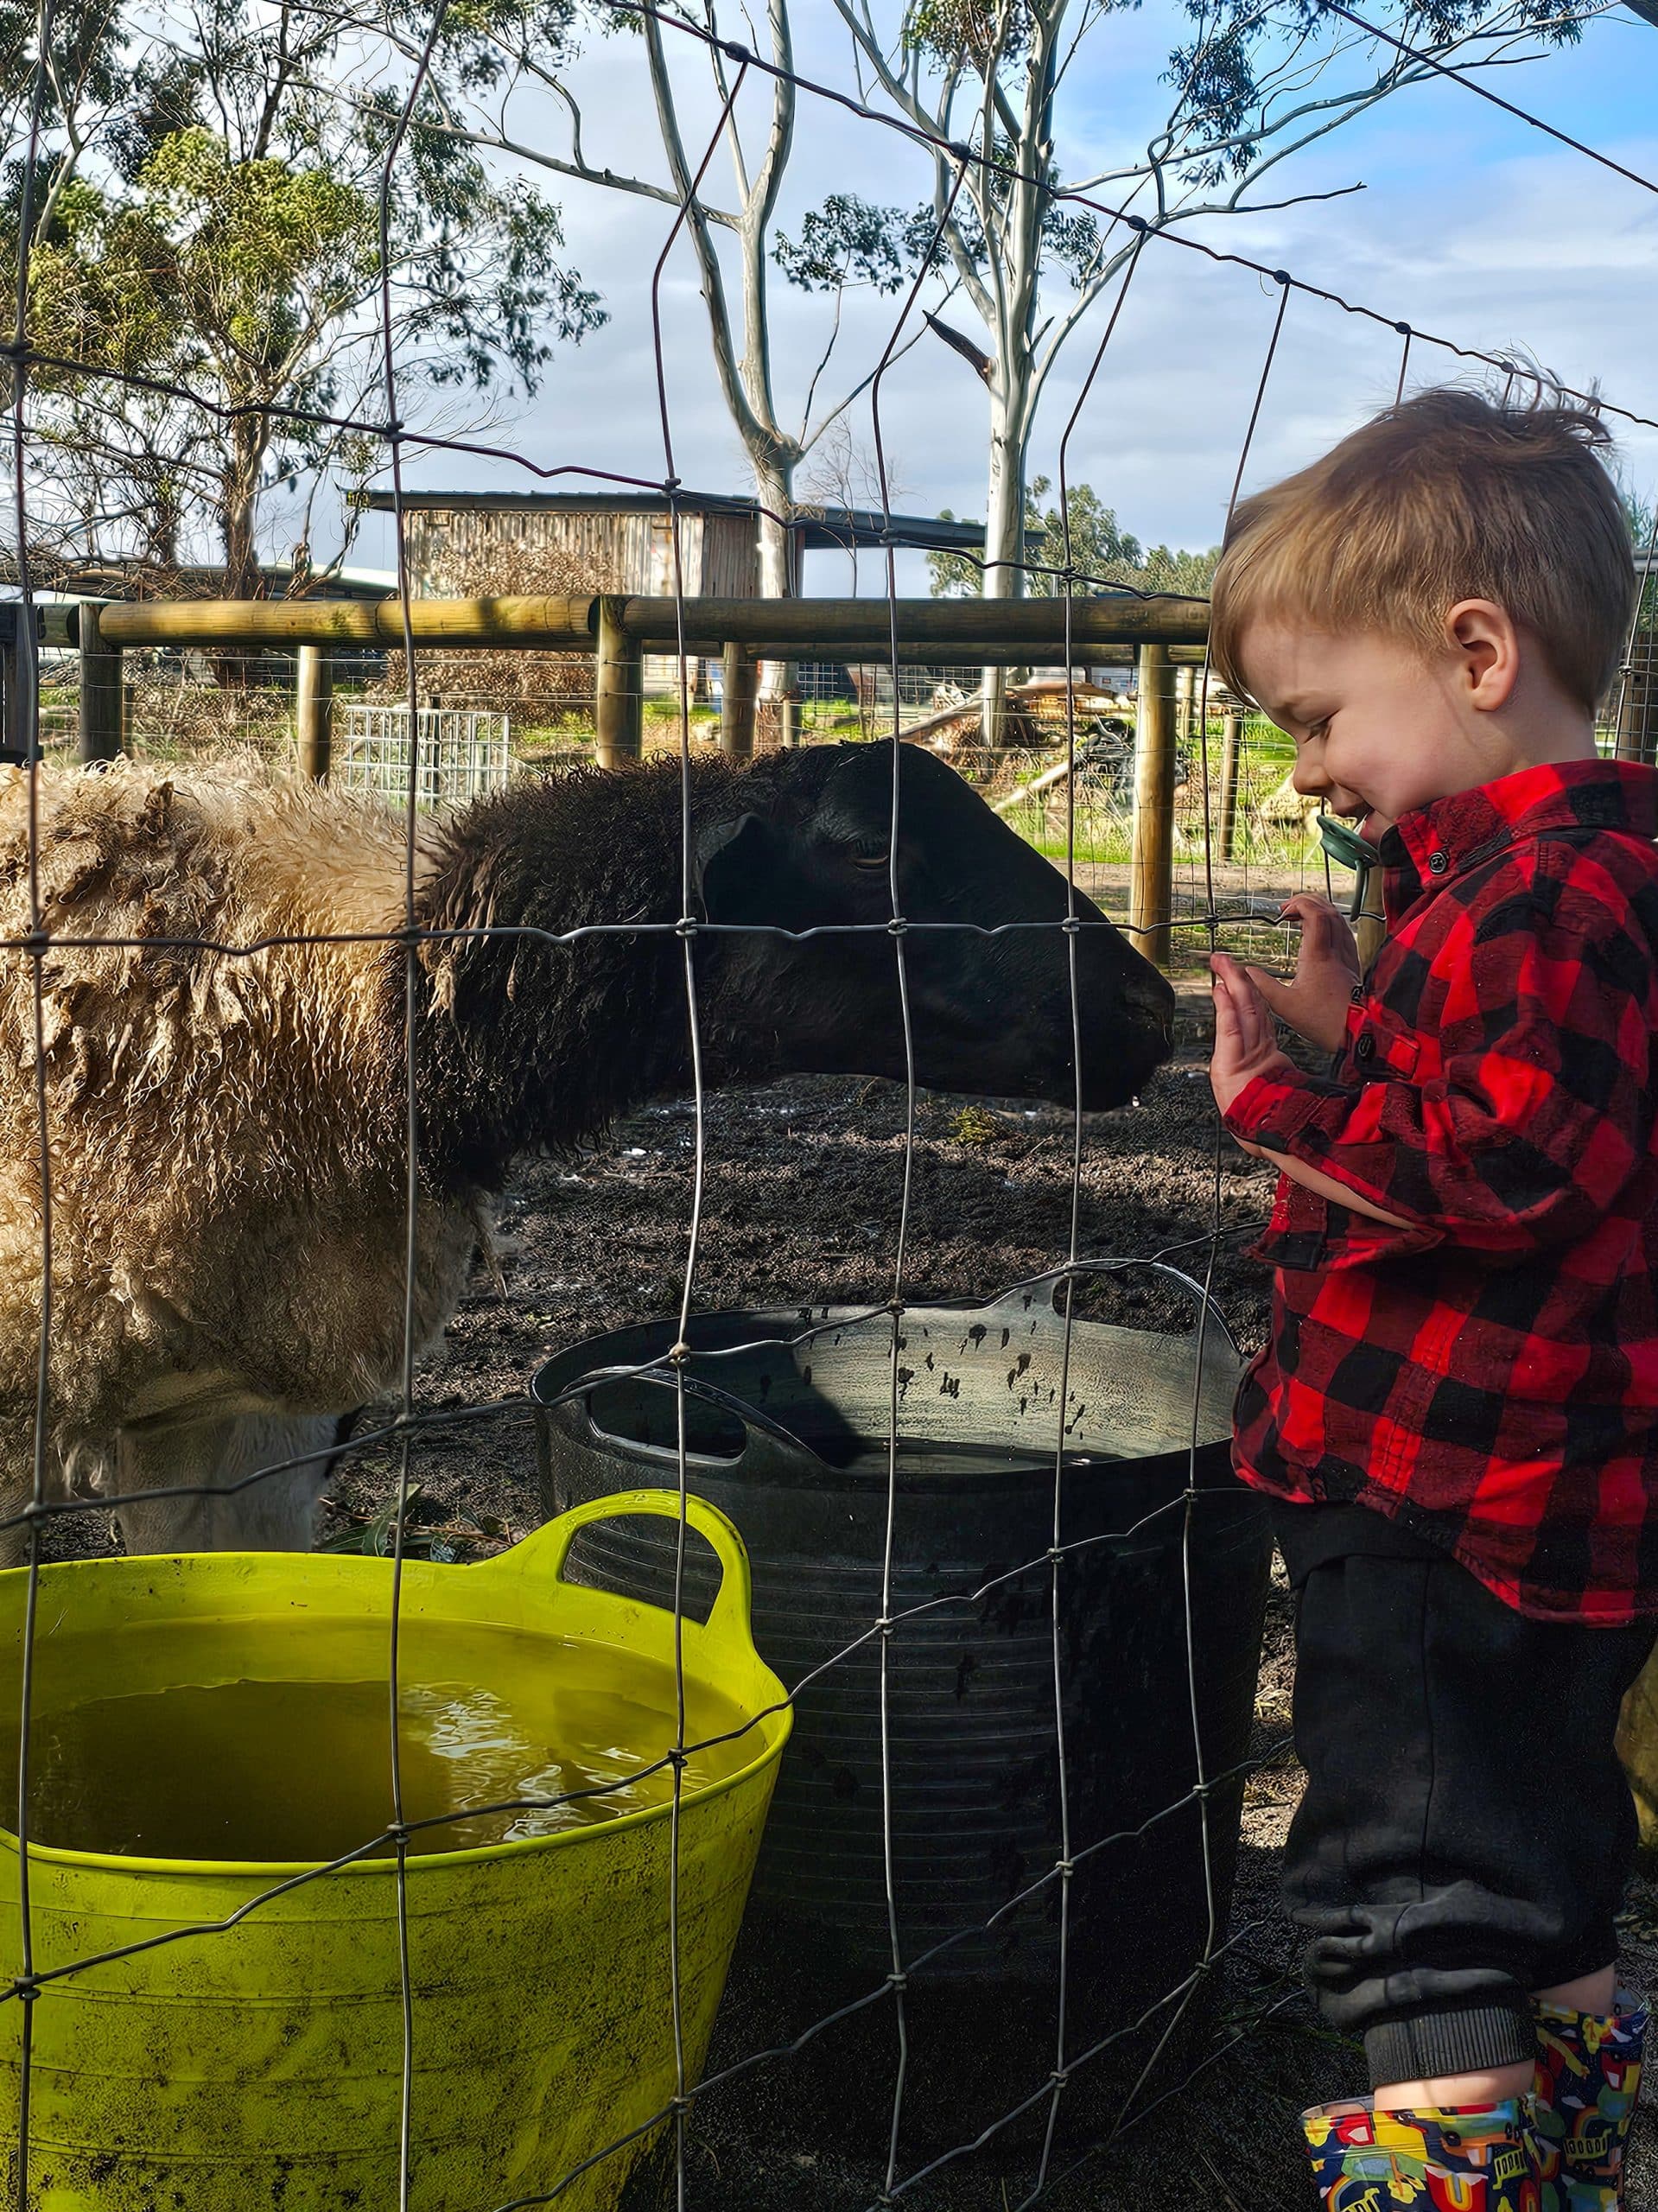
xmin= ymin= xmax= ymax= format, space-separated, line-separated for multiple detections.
xmin=886 ymin=1969 xmax=909 ymax=1993
xmin=10 ymin=1975 xmax=38 ymax=2003
xmin=1049 ymin=2065 xmax=1071 ymax=2089
xmin=668 ymin=1341 xmax=692 ymax=1365
xmin=886 ymin=916 xmax=909 ymax=936
xmin=675 ymin=915 xmax=699 ymax=938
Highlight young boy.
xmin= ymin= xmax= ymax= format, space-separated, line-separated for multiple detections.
xmin=1207 ymin=387 xmax=1658 ymax=2210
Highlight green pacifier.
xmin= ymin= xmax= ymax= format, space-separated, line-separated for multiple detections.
xmin=1316 ymin=814 xmax=1382 ymax=873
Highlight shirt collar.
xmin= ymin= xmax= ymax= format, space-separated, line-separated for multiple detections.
xmin=1379 ymin=758 xmax=1658 ymax=893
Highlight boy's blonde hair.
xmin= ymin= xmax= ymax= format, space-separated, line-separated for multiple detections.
xmin=1210 ymin=387 xmax=1636 ymax=713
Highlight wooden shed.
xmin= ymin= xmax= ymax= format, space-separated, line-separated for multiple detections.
xmin=359 ymin=491 xmax=1004 ymax=693
xmin=365 ymin=491 xmax=767 ymax=605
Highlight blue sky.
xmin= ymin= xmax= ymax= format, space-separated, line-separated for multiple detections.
xmin=336 ymin=2 xmax=1658 ymax=591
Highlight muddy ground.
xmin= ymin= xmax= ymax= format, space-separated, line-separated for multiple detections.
xmin=86 ymin=1065 xmax=1658 ymax=2208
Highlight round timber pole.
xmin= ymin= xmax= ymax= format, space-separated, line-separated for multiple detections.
xmin=1174 ymin=664 xmax=1194 ymax=744
xmin=1616 ymin=625 xmax=1658 ymax=766
xmin=76 ymin=601 xmax=123 ymax=765
xmin=1217 ymin=712 xmax=1242 ymax=863
xmin=719 ymin=643 xmax=757 ymax=760
xmin=295 ymin=646 xmax=333 ymax=783
xmin=595 ymin=595 xmax=643 ymax=769
xmin=1131 ymin=644 xmax=1177 ymax=970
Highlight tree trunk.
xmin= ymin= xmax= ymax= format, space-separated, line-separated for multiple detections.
xmin=753 ymin=454 xmax=797 ymax=746
xmin=217 ymin=412 xmax=269 ymax=689
xmin=978 ymin=377 xmax=1028 ymax=749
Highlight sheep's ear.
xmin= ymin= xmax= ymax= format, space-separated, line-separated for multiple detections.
xmin=694 ymin=812 xmax=771 ymax=921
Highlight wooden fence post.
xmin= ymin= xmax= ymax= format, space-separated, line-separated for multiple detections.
xmin=295 ymin=645 xmax=333 ymax=783
xmin=0 ymin=627 xmax=16 ymax=763
xmin=77 ymin=601 xmax=122 ymax=765
xmin=1174 ymin=664 xmax=1194 ymax=743
xmin=1616 ymin=626 xmax=1658 ymax=766
xmin=1131 ymin=643 xmax=1177 ymax=970
xmin=720 ymin=643 xmax=756 ymax=760
xmin=594 ymin=595 xmax=643 ymax=768
xmin=1217 ymin=711 xmax=1242 ymax=862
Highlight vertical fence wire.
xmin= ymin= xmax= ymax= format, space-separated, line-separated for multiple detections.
xmin=867 ymin=152 xmax=972 ymax=2199
xmin=1026 ymin=205 xmax=1152 ymax=2204
xmin=373 ymin=10 xmax=461 ymax=2196
xmin=645 ymin=66 xmax=754 ymax=2206
xmin=7 ymin=0 xmax=56 ymax=2191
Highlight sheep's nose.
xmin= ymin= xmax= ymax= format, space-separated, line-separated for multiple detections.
xmin=1125 ymin=966 xmax=1177 ymax=1042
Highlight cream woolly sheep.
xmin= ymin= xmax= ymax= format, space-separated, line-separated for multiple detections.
xmin=0 ymin=744 xmax=1173 ymax=1556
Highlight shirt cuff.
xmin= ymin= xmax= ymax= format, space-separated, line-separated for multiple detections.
xmin=1221 ymin=1070 xmax=1342 ymax=1148
xmin=1223 ymin=1068 xmax=1440 ymax=1242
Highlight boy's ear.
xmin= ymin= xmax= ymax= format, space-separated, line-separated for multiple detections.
xmin=1445 ymin=599 xmax=1521 ymax=712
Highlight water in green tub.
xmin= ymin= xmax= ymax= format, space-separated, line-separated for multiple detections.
xmin=0 ymin=1619 xmax=753 ymax=1863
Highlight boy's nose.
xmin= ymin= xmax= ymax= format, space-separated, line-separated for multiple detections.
xmin=1292 ymin=759 xmax=1329 ymax=798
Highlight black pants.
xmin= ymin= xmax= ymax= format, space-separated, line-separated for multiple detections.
xmin=1274 ymin=1501 xmax=1658 ymax=2091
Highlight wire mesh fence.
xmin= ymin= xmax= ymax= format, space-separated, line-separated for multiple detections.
xmin=1 ymin=3 xmax=1655 ymax=2207
xmin=335 ymin=701 xmax=513 ymax=805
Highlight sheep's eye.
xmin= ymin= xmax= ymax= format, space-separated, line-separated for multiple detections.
xmin=848 ymin=838 xmax=891 ymax=871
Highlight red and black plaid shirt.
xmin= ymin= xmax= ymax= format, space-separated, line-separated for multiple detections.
xmin=1226 ymin=758 xmax=1658 ymax=1624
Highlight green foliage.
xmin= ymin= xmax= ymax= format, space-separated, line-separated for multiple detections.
xmin=777 ymin=176 xmax=1107 ymax=303
xmin=1624 ymin=489 xmax=1658 ymax=629
xmin=928 ymin=477 xmax=1217 ymax=600
xmin=946 ymin=1103 xmax=1008 ymax=1146
xmin=4 ymin=0 xmax=602 ymax=587
xmin=774 ymin=194 xmax=950 ymax=296
xmin=1165 ymin=0 xmax=1586 ymax=191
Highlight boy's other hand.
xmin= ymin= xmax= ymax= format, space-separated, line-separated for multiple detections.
xmin=1209 ymin=953 xmax=1295 ymax=1127
xmin=1241 ymin=894 xmax=1361 ymax=1054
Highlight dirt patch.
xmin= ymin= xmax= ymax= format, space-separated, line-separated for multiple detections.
xmin=62 ymin=1066 xmax=1658 ymax=2208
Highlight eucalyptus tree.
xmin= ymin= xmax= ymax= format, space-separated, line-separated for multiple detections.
xmin=3 ymin=0 xmax=602 ymax=593
xmin=427 ymin=1 xmax=948 ymax=641
xmin=441 ymin=0 xmax=1592 ymax=739
xmin=800 ymin=0 xmax=1594 ymax=729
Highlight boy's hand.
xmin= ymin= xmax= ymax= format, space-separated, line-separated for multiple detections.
xmin=1209 ymin=953 xmax=1296 ymax=1128
xmin=1242 ymin=895 xmax=1361 ymax=1055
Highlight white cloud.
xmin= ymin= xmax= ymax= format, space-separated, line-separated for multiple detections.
xmin=354 ymin=3 xmax=1658 ymax=575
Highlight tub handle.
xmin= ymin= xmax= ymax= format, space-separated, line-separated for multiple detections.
xmin=537 ymin=1487 xmax=758 ymax=1644
xmin=987 ymin=1261 xmax=1243 ymax=1363
xmin=556 ymin=1363 xmax=833 ymax=1484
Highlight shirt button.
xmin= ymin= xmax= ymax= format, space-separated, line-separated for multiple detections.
xmin=1427 ymin=851 xmax=1449 ymax=874
xmin=1355 ymin=1033 xmax=1375 ymax=1061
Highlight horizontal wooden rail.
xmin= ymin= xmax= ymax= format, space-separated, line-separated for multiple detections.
xmin=94 ymin=595 xmax=597 ymax=651
xmin=91 ymin=592 xmax=1210 ymax=659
